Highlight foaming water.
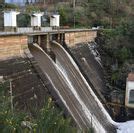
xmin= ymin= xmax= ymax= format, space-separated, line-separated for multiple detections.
xmin=56 ymin=59 xmax=106 ymax=132
xmin=87 ymin=42 xmax=102 ymax=67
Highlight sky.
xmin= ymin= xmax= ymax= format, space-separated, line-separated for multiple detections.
xmin=5 ymin=0 xmax=36 ymax=4
xmin=5 ymin=0 xmax=25 ymax=3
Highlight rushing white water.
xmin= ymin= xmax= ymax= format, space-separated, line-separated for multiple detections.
xmin=30 ymin=44 xmax=82 ymax=129
xmin=117 ymin=121 xmax=134 ymax=133
xmin=31 ymin=43 xmax=107 ymax=132
xmin=87 ymin=42 xmax=102 ymax=67
xmin=45 ymin=73 xmax=82 ymax=129
xmin=53 ymin=41 xmax=117 ymax=125
xmin=56 ymin=59 xmax=106 ymax=133
xmin=29 ymin=43 xmax=134 ymax=133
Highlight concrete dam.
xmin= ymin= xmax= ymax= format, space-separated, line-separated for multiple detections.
xmin=28 ymin=41 xmax=117 ymax=132
xmin=0 ymin=6 xmax=133 ymax=131
xmin=1 ymin=29 xmax=128 ymax=132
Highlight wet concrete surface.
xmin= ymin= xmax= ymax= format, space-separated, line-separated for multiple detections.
xmin=29 ymin=43 xmax=117 ymax=132
xmin=69 ymin=43 xmax=109 ymax=97
xmin=51 ymin=42 xmax=117 ymax=132
xmin=29 ymin=44 xmax=90 ymax=129
xmin=0 ymin=57 xmax=52 ymax=111
xmin=67 ymin=43 xmax=114 ymax=112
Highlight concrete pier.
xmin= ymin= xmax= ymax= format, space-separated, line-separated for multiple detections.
xmin=0 ymin=29 xmax=97 ymax=60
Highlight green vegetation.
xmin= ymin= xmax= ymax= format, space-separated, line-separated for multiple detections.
xmin=0 ymin=82 xmax=94 ymax=133
xmin=57 ymin=0 xmax=134 ymax=28
xmin=25 ymin=5 xmax=41 ymax=14
xmin=97 ymin=20 xmax=134 ymax=90
xmin=0 ymin=82 xmax=77 ymax=133
xmin=58 ymin=5 xmax=73 ymax=26
xmin=3 ymin=3 xmax=19 ymax=11
xmin=0 ymin=0 xmax=133 ymax=29
xmin=17 ymin=14 xmax=30 ymax=27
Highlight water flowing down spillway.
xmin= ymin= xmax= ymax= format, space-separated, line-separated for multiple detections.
xmin=29 ymin=44 xmax=91 ymax=129
xmin=29 ymin=43 xmax=117 ymax=132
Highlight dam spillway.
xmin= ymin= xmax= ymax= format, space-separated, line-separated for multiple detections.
xmin=29 ymin=42 xmax=117 ymax=132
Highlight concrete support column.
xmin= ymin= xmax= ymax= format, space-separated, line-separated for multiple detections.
xmin=61 ymin=33 xmax=64 ymax=45
xmin=40 ymin=35 xmax=45 ymax=50
xmin=40 ymin=34 xmax=55 ymax=61
xmin=57 ymin=33 xmax=61 ymax=43
xmin=40 ymin=34 xmax=51 ymax=52
xmin=38 ymin=35 xmax=41 ymax=46
xmin=33 ymin=35 xmax=38 ymax=44
xmin=46 ymin=33 xmax=51 ymax=52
